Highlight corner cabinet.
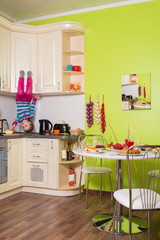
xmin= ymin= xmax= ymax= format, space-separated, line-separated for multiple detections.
xmin=38 ymin=31 xmax=62 ymax=93
xmin=24 ymin=138 xmax=83 ymax=196
xmin=0 ymin=17 xmax=86 ymax=95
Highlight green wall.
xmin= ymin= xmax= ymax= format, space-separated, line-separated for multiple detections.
xmin=27 ymin=0 xmax=160 ymax=191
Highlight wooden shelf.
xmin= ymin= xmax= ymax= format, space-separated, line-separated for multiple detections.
xmin=122 ymin=83 xmax=138 ymax=86
xmin=60 ymin=159 xmax=83 ymax=164
xmin=63 ymin=71 xmax=84 ymax=75
xmin=63 ymin=51 xmax=84 ymax=55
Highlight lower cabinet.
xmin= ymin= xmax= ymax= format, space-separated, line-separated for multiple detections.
xmin=8 ymin=139 xmax=23 ymax=190
xmin=1 ymin=137 xmax=83 ymax=197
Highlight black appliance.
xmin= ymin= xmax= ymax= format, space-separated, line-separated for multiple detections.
xmin=53 ymin=123 xmax=70 ymax=135
xmin=39 ymin=119 xmax=53 ymax=135
xmin=0 ymin=119 xmax=9 ymax=135
xmin=0 ymin=140 xmax=8 ymax=184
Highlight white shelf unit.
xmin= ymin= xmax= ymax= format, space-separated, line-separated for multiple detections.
xmin=62 ymin=31 xmax=84 ymax=93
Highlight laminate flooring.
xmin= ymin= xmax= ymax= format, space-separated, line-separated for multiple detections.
xmin=0 ymin=192 xmax=160 ymax=240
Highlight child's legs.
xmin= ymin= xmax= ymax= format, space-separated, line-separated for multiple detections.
xmin=16 ymin=77 xmax=25 ymax=101
xmin=23 ymin=77 xmax=32 ymax=102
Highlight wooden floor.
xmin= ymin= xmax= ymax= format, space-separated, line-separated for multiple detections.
xmin=0 ymin=192 xmax=160 ymax=240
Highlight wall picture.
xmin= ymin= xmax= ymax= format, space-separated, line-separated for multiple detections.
xmin=121 ymin=73 xmax=151 ymax=111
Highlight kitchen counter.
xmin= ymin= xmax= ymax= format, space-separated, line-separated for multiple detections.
xmin=0 ymin=132 xmax=79 ymax=140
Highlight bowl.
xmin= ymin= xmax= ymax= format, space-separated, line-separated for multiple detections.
xmin=69 ymin=129 xmax=84 ymax=135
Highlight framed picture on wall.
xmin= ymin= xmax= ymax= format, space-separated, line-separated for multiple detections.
xmin=121 ymin=73 xmax=151 ymax=111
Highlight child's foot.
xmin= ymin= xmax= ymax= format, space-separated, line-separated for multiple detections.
xmin=20 ymin=70 xmax=25 ymax=78
xmin=27 ymin=71 xmax=32 ymax=77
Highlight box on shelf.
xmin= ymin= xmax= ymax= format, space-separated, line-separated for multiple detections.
xmin=70 ymin=82 xmax=81 ymax=92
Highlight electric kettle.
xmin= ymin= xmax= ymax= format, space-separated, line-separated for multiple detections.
xmin=39 ymin=119 xmax=53 ymax=135
xmin=0 ymin=119 xmax=9 ymax=135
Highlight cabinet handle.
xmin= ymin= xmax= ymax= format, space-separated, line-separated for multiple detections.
xmin=33 ymin=155 xmax=40 ymax=158
xmin=51 ymin=140 xmax=53 ymax=149
xmin=33 ymin=143 xmax=40 ymax=146
xmin=33 ymin=164 xmax=40 ymax=168
xmin=58 ymin=82 xmax=60 ymax=90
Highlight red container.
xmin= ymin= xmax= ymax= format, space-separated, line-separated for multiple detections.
xmin=72 ymin=66 xmax=81 ymax=72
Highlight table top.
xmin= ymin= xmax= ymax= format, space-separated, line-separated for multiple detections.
xmin=73 ymin=148 xmax=155 ymax=160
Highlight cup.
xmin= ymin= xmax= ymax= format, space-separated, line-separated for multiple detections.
xmin=67 ymin=65 xmax=73 ymax=71
xmin=72 ymin=65 xmax=81 ymax=72
xmin=53 ymin=129 xmax=60 ymax=135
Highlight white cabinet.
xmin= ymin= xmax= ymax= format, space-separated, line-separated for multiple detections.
xmin=11 ymin=32 xmax=38 ymax=93
xmin=38 ymin=32 xmax=62 ymax=93
xmin=8 ymin=139 xmax=23 ymax=190
xmin=0 ymin=26 xmax=11 ymax=92
xmin=26 ymin=139 xmax=48 ymax=187
xmin=0 ymin=17 xmax=86 ymax=96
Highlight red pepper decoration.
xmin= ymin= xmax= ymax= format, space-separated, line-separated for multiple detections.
xmin=100 ymin=95 xmax=106 ymax=133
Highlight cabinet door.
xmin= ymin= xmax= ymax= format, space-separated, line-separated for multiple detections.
xmin=38 ymin=31 xmax=62 ymax=93
xmin=11 ymin=32 xmax=37 ymax=93
xmin=26 ymin=162 xmax=48 ymax=188
xmin=8 ymin=139 xmax=23 ymax=190
xmin=0 ymin=26 xmax=11 ymax=92
xmin=48 ymin=139 xmax=59 ymax=189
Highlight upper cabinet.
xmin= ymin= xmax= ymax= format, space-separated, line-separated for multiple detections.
xmin=0 ymin=26 xmax=11 ymax=92
xmin=38 ymin=31 xmax=62 ymax=93
xmin=11 ymin=32 xmax=38 ymax=93
xmin=0 ymin=17 xmax=86 ymax=96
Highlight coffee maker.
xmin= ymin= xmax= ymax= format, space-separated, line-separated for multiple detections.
xmin=39 ymin=119 xmax=53 ymax=135
xmin=0 ymin=119 xmax=9 ymax=135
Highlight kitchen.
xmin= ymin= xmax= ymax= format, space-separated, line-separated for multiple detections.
xmin=1 ymin=0 xmax=160 ymax=239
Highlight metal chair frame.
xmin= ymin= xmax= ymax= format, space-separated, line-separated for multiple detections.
xmin=113 ymin=145 xmax=160 ymax=240
xmin=78 ymin=134 xmax=113 ymax=209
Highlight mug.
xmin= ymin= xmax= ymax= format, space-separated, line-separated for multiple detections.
xmin=72 ymin=66 xmax=81 ymax=72
xmin=53 ymin=129 xmax=60 ymax=135
xmin=67 ymin=65 xmax=73 ymax=71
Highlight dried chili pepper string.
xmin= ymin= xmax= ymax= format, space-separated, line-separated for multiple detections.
xmin=100 ymin=95 xmax=106 ymax=133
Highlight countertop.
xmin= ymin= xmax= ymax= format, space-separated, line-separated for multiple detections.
xmin=0 ymin=132 xmax=79 ymax=140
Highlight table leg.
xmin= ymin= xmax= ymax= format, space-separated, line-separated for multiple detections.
xmin=91 ymin=159 xmax=147 ymax=234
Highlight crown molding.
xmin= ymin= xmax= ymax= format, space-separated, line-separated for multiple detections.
xmin=0 ymin=16 xmax=87 ymax=34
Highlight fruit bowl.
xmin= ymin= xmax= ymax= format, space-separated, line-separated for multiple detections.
xmin=69 ymin=129 xmax=84 ymax=135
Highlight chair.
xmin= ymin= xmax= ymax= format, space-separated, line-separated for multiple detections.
xmin=113 ymin=145 xmax=160 ymax=240
xmin=78 ymin=134 xmax=113 ymax=209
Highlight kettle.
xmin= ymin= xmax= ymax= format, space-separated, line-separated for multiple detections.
xmin=39 ymin=119 xmax=53 ymax=135
xmin=0 ymin=119 xmax=9 ymax=135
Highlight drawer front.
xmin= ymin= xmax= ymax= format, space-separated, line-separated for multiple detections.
xmin=27 ymin=139 xmax=48 ymax=150
xmin=26 ymin=162 xmax=48 ymax=188
xmin=27 ymin=150 xmax=48 ymax=163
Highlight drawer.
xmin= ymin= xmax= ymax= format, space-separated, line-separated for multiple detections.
xmin=27 ymin=150 xmax=48 ymax=163
xmin=27 ymin=139 xmax=48 ymax=150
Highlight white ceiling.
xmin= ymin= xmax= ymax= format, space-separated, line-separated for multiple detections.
xmin=0 ymin=0 xmax=153 ymax=23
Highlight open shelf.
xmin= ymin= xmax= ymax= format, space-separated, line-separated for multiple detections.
xmin=60 ymin=159 xmax=83 ymax=164
xmin=63 ymin=71 xmax=84 ymax=75
xmin=63 ymin=51 xmax=84 ymax=56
